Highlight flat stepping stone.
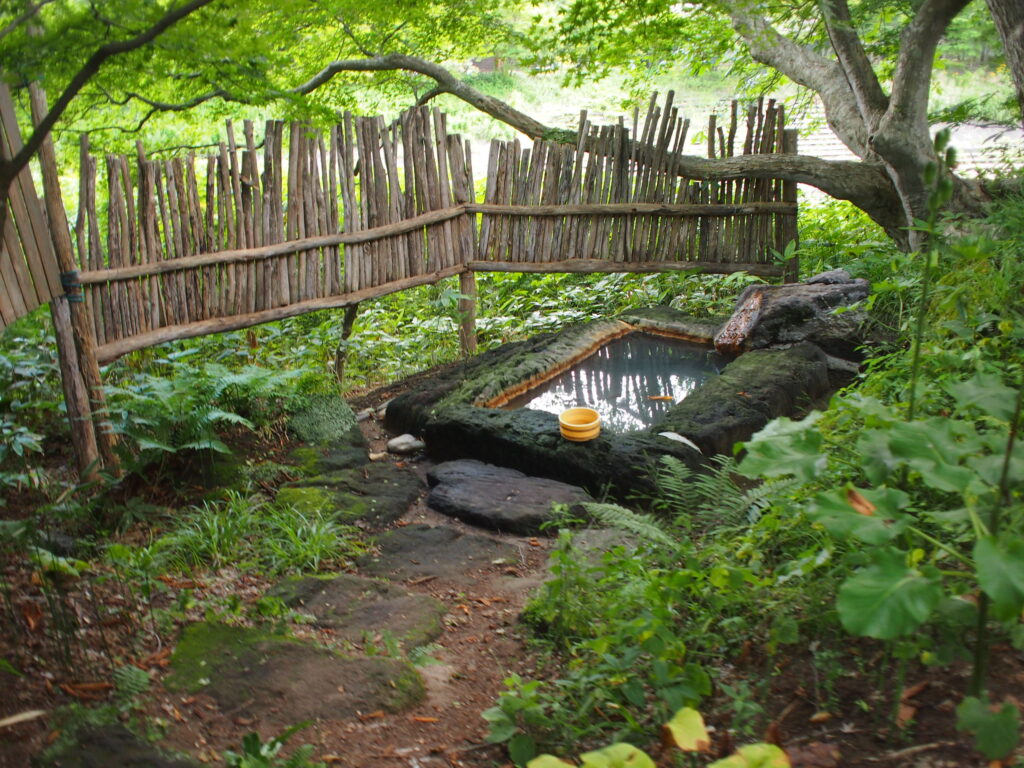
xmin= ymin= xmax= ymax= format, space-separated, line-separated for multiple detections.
xmin=40 ymin=725 xmax=197 ymax=767
xmin=357 ymin=524 xmax=518 ymax=580
xmin=266 ymin=574 xmax=446 ymax=649
xmin=166 ymin=622 xmax=423 ymax=724
xmin=277 ymin=462 xmax=421 ymax=526
xmin=426 ymin=459 xmax=593 ymax=535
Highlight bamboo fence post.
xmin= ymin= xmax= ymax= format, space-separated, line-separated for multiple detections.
xmin=781 ymin=128 xmax=800 ymax=282
xmin=458 ymin=269 xmax=478 ymax=355
xmin=333 ymin=303 xmax=359 ymax=385
xmin=28 ymin=85 xmax=117 ymax=477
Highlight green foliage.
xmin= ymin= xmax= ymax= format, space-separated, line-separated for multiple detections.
xmin=136 ymin=490 xmax=365 ymax=576
xmin=508 ymin=456 xmax=817 ymax=752
xmin=223 ymin=722 xmax=325 ymax=768
xmin=112 ymin=665 xmax=151 ymax=708
xmin=105 ymin=358 xmax=300 ymax=472
xmin=956 ymin=695 xmax=1021 ymax=760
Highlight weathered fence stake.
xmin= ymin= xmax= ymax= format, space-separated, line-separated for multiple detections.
xmin=458 ymin=269 xmax=478 ymax=355
xmin=29 ymin=84 xmax=119 ymax=478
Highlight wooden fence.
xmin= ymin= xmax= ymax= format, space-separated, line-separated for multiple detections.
xmin=67 ymin=93 xmax=797 ymax=364
xmin=0 ymin=84 xmax=62 ymax=332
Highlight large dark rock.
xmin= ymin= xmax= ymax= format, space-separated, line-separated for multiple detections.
xmin=423 ymin=408 xmax=700 ymax=498
xmin=357 ymin=524 xmax=519 ymax=581
xmin=658 ymin=343 xmax=831 ymax=455
xmin=714 ymin=271 xmax=871 ymax=358
xmin=426 ymin=460 xmax=593 ymax=535
xmin=267 ymin=574 xmax=446 ymax=648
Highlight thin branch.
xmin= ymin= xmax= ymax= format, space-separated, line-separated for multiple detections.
xmin=889 ymin=0 xmax=972 ymax=118
xmin=339 ymin=19 xmax=373 ymax=57
xmin=415 ymin=85 xmax=448 ymax=106
xmin=0 ymin=0 xmax=56 ymax=43
xmin=0 ymin=0 xmax=217 ymax=193
xmin=289 ymin=53 xmax=550 ymax=137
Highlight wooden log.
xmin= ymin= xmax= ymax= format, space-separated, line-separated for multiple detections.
xmin=96 ymin=264 xmax=466 ymax=363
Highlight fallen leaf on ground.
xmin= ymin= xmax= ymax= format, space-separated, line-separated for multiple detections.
xmin=786 ymin=741 xmax=841 ymax=768
xmin=900 ymin=680 xmax=928 ymax=701
xmin=809 ymin=711 xmax=832 ymax=724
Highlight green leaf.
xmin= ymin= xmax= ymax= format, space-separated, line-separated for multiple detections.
xmin=837 ymin=548 xmax=943 ymax=639
xmin=946 ymin=373 xmax=1019 ymax=422
xmin=974 ymin=536 xmax=1024 ymax=620
xmin=737 ymin=413 xmax=825 ymax=482
xmin=528 ymin=757 xmax=576 ymax=768
xmin=956 ymin=696 xmax=1020 ymax=760
xmin=662 ymin=707 xmax=710 ymax=752
xmin=509 ymin=734 xmax=537 ymax=766
xmin=578 ymin=743 xmax=655 ymax=768
xmin=807 ymin=487 xmax=910 ymax=545
xmin=708 ymin=743 xmax=791 ymax=767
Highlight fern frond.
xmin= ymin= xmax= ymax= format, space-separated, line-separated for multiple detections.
xmin=113 ymin=665 xmax=150 ymax=703
xmin=581 ymin=502 xmax=677 ymax=548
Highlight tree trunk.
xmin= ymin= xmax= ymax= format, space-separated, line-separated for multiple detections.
xmin=986 ymin=0 xmax=1024 ymax=127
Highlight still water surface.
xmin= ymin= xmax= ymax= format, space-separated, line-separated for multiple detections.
xmin=504 ymin=333 xmax=726 ymax=432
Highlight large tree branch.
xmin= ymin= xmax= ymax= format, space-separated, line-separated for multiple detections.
xmin=290 ymin=53 xmax=550 ymax=138
xmin=727 ymin=2 xmax=870 ymax=156
xmin=818 ymin=0 xmax=888 ymax=122
xmin=889 ymin=0 xmax=971 ymax=119
xmin=0 ymin=0 xmax=217 ymax=195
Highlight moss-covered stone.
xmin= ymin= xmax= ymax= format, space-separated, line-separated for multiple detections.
xmin=657 ymin=342 xmax=830 ymax=455
xmin=267 ymin=573 xmax=446 ymax=649
xmin=166 ymin=621 xmax=424 ymax=723
xmin=387 ymin=310 xmax=833 ymax=499
xmin=287 ymin=392 xmax=359 ymax=446
xmin=275 ymin=486 xmax=337 ymax=517
xmin=286 ymin=445 xmax=326 ymax=477
xmin=281 ymin=462 xmax=422 ymax=525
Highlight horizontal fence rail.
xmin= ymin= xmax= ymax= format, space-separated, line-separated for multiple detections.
xmin=65 ymin=92 xmax=798 ymax=362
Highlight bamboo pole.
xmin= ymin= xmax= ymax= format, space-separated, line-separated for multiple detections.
xmin=458 ymin=269 xmax=477 ymax=355
xmin=28 ymin=85 xmax=117 ymax=476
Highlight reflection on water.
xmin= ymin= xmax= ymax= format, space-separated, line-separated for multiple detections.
xmin=504 ymin=333 xmax=727 ymax=432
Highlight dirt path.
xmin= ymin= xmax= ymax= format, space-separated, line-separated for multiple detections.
xmin=143 ymin=409 xmax=554 ymax=768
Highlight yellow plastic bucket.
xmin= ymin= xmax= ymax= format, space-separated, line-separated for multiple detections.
xmin=559 ymin=407 xmax=601 ymax=442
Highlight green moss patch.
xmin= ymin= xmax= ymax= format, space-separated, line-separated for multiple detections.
xmin=280 ymin=462 xmax=422 ymax=525
xmin=268 ymin=573 xmax=447 ymax=649
xmin=167 ymin=622 xmax=423 ymax=723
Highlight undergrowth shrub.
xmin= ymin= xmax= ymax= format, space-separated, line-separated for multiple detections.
xmin=503 ymin=456 xmax=826 ymax=759
xmin=142 ymin=490 xmax=365 ymax=576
